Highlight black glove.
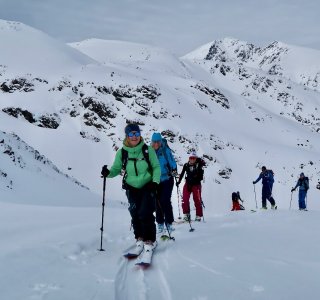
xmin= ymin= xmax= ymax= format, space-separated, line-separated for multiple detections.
xmin=252 ymin=181 xmax=256 ymax=185
xmin=291 ymin=188 xmax=295 ymax=192
xmin=101 ymin=165 xmax=110 ymax=178
xmin=171 ymin=169 xmax=179 ymax=178
xmin=149 ymin=181 xmax=159 ymax=195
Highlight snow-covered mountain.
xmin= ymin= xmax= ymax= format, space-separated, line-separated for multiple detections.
xmin=1 ymin=20 xmax=319 ymax=207
xmin=1 ymin=19 xmax=320 ymax=300
xmin=0 ymin=130 xmax=96 ymax=206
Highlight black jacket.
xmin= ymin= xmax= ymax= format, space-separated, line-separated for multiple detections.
xmin=178 ymin=158 xmax=205 ymax=186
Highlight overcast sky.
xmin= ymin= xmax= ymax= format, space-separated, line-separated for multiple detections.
xmin=0 ymin=0 xmax=319 ymax=55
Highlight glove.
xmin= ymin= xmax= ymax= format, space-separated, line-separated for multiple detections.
xmin=171 ymin=169 xmax=179 ymax=178
xmin=291 ymin=188 xmax=295 ymax=192
xmin=101 ymin=165 xmax=110 ymax=177
xmin=252 ymin=181 xmax=256 ymax=185
xmin=149 ymin=181 xmax=159 ymax=195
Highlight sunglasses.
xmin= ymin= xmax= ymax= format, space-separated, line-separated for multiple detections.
xmin=128 ymin=131 xmax=141 ymax=137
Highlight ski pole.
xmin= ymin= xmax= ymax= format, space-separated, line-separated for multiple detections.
xmin=200 ymin=187 xmax=205 ymax=222
xmin=253 ymin=184 xmax=258 ymax=209
xmin=306 ymin=193 xmax=308 ymax=209
xmin=99 ymin=175 xmax=107 ymax=251
xmin=290 ymin=190 xmax=293 ymax=210
xmin=174 ymin=177 xmax=182 ymax=219
xmin=201 ymin=199 xmax=205 ymax=222
xmin=178 ymin=186 xmax=194 ymax=232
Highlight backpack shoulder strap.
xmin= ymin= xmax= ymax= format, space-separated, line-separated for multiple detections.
xmin=121 ymin=148 xmax=128 ymax=170
xmin=142 ymin=144 xmax=152 ymax=171
xmin=160 ymin=144 xmax=173 ymax=173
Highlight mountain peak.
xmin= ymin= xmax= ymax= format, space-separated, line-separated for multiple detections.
xmin=0 ymin=19 xmax=95 ymax=76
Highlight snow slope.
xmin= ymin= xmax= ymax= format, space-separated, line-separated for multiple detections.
xmin=1 ymin=20 xmax=320 ymax=300
xmin=0 ymin=20 xmax=95 ymax=76
xmin=1 ymin=201 xmax=320 ymax=300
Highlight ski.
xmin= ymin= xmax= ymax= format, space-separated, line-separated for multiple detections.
xmin=123 ymin=253 xmax=139 ymax=259
xmin=160 ymin=234 xmax=175 ymax=241
xmin=174 ymin=219 xmax=190 ymax=224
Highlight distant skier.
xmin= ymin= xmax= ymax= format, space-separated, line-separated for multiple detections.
xmin=151 ymin=132 xmax=178 ymax=234
xmin=291 ymin=172 xmax=309 ymax=211
xmin=101 ymin=123 xmax=161 ymax=257
xmin=253 ymin=166 xmax=277 ymax=209
xmin=176 ymin=152 xmax=205 ymax=221
xmin=231 ymin=191 xmax=245 ymax=211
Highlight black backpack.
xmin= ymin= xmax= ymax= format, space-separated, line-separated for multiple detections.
xmin=300 ymin=177 xmax=309 ymax=190
xmin=121 ymin=144 xmax=152 ymax=189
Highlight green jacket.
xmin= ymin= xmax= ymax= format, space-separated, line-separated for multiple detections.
xmin=108 ymin=140 xmax=161 ymax=188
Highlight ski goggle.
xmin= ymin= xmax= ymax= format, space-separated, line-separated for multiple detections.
xmin=128 ymin=131 xmax=141 ymax=137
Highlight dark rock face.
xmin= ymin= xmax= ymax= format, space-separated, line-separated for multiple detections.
xmin=2 ymin=107 xmax=61 ymax=129
xmin=0 ymin=77 xmax=35 ymax=93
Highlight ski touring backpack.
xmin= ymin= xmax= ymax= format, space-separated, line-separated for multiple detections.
xmin=300 ymin=177 xmax=309 ymax=190
xmin=195 ymin=157 xmax=206 ymax=181
xmin=159 ymin=138 xmax=174 ymax=175
xmin=121 ymin=143 xmax=152 ymax=189
xmin=264 ymin=169 xmax=274 ymax=184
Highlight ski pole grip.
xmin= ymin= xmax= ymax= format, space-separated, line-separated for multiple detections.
xmin=101 ymin=165 xmax=109 ymax=178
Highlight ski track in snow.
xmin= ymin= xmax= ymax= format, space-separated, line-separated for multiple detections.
xmin=177 ymin=249 xmax=222 ymax=276
xmin=114 ymin=240 xmax=174 ymax=300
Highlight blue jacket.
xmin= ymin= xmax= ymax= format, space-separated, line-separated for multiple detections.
xmin=155 ymin=143 xmax=177 ymax=182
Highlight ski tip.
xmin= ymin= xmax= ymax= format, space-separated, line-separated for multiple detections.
xmin=135 ymin=262 xmax=151 ymax=268
xmin=160 ymin=235 xmax=169 ymax=241
xmin=123 ymin=253 xmax=139 ymax=259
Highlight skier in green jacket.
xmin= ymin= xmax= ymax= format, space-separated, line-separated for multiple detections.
xmin=101 ymin=123 xmax=161 ymax=256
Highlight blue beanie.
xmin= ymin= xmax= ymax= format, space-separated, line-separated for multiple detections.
xmin=151 ymin=132 xmax=162 ymax=142
xmin=125 ymin=123 xmax=140 ymax=135
xmin=300 ymin=172 xmax=304 ymax=176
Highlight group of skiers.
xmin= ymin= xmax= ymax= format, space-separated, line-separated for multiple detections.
xmin=231 ymin=166 xmax=317 ymax=212
xmin=101 ymin=123 xmax=205 ymax=257
xmin=101 ymin=123 xmax=320 ymax=257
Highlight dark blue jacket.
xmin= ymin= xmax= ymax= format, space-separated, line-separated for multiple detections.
xmin=294 ymin=177 xmax=309 ymax=191
xmin=254 ymin=170 xmax=274 ymax=187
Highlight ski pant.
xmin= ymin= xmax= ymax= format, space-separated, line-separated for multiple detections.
xmin=262 ymin=184 xmax=276 ymax=208
xmin=156 ymin=176 xmax=174 ymax=225
xmin=182 ymin=183 xmax=203 ymax=217
xmin=298 ymin=189 xmax=307 ymax=209
xmin=126 ymin=183 xmax=156 ymax=242
xmin=232 ymin=200 xmax=245 ymax=211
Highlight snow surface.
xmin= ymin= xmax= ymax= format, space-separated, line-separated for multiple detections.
xmin=1 ymin=20 xmax=320 ymax=299
xmin=1 ymin=200 xmax=320 ymax=300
